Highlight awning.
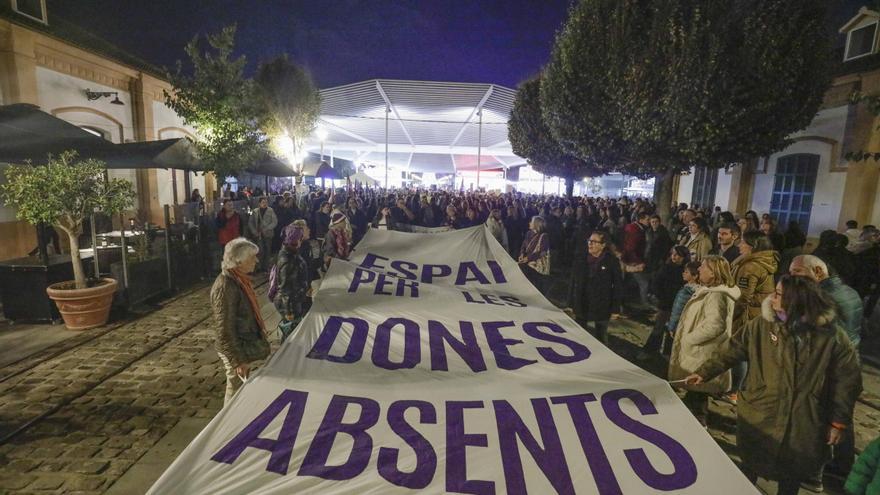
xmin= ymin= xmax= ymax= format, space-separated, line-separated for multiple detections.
xmin=246 ymin=154 xmax=296 ymax=177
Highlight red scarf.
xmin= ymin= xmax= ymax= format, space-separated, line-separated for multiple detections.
xmin=335 ymin=229 xmax=351 ymax=259
xmin=229 ymin=268 xmax=266 ymax=335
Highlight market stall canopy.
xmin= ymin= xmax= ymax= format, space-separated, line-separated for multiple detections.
xmin=0 ymin=104 xmax=119 ymax=164
xmin=303 ymin=80 xmax=528 ymax=173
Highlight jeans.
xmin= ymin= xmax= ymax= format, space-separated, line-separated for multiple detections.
xmin=633 ymin=271 xmax=651 ymax=305
xmin=730 ymin=361 xmax=748 ymax=392
xmin=256 ymin=235 xmax=272 ymax=272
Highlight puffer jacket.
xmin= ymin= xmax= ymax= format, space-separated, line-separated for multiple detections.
xmin=210 ymin=272 xmax=269 ymax=367
xmin=821 ymin=275 xmax=864 ymax=347
xmin=668 ymin=283 xmax=741 ymax=395
xmin=273 ymin=246 xmax=309 ymax=318
xmin=667 ymin=283 xmax=698 ymax=332
xmin=697 ymin=297 xmax=862 ymax=482
xmin=731 ymin=250 xmax=779 ymax=330
xmin=845 ymin=435 xmax=880 ymax=495
xmin=682 ymin=232 xmax=712 ymax=262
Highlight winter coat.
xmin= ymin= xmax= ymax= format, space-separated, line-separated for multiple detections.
xmin=845 ymin=435 xmax=880 ymax=495
xmin=621 ymin=222 xmax=647 ymax=265
xmin=273 ymin=247 xmax=309 ymax=318
xmin=651 ymin=262 xmax=686 ymax=311
xmin=667 ymin=283 xmax=698 ymax=333
xmin=715 ymin=244 xmax=740 ymax=265
xmin=682 ymin=231 xmax=712 ymax=262
xmin=215 ymin=210 xmax=241 ymax=246
xmin=696 ymin=297 xmax=862 ymax=481
xmin=568 ymin=251 xmax=624 ymax=322
xmin=248 ymin=206 xmax=278 ymax=239
xmin=821 ymin=275 xmax=864 ymax=347
xmin=371 ymin=212 xmax=399 ymax=231
xmin=646 ymin=226 xmax=673 ymax=272
xmin=210 ymin=272 xmax=269 ymax=368
xmin=731 ymin=250 xmax=779 ymax=331
xmin=485 ymin=217 xmax=509 ymax=250
xmin=668 ymin=283 xmax=741 ymax=395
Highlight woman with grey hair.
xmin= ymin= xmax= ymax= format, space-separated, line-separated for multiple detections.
xmin=210 ymin=237 xmax=270 ymax=405
xmin=518 ymin=215 xmax=550 ymax=294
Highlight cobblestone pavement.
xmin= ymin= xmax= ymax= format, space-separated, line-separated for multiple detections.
xmin=0 ymin=277 xmax=276 ymax=494
xmin=0 ymin=270 xmax=876 ymax=494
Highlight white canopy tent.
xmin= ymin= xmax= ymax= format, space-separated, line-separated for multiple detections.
xmin=303 ymin=79 xmax=528 ymax=187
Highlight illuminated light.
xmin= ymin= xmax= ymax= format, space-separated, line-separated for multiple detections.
xmin=316 ymin=127 xmax=328 ymax=142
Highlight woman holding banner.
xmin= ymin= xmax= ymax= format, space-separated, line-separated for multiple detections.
xmin=210 ymin=238 xmax=271 ymax=405
xmin=567 ymin=230 xmax=623 ymax=344
xmin=668 ymin=255 xmax=740 ymax=427
xmin=518 ymin=216 xmax=550 ymax=294
xmin=686 ymin=275 xmax=862 ymax=495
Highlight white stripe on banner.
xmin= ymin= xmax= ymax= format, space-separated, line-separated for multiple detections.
xmin=149 ymin=226 xmax=757 ymax=494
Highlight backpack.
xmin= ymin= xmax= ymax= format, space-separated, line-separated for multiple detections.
xmin=267 ymin=264 xmax=279 ymax=301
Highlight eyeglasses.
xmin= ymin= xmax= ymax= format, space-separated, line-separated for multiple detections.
xmin=588 ymin=240 xmax=604 ymax=244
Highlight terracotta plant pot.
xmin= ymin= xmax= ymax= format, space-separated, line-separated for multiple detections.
xmin=46 ymin=278 xmax=118 ymax=330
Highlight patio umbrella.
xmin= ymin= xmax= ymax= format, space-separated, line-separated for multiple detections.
xmin=0 ymin=104 xmax=119 ymax=164
xmin=314 ymin=161 xmax=342 ymax=180
xmin=247 ymin=154 xmax=296 ymax=177
xmin=99 ymin=138 xmax=202 ymax=170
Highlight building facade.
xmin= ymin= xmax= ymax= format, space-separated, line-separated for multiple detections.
xmin=0 ymin=1 xmax=206 ymax=259
xmin=676 ymin=6 xmax=880 ymax=237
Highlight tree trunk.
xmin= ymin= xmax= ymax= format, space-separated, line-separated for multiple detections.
xmin=654 ymin=168 xmax=676 ymax=226
xmin=565 ymin=175 xmax=575 ymax=199
xmin=67 ymin=232 xmax=86 ymax=289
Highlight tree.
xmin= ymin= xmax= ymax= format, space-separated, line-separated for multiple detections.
xmin=508 ymin=76 xmax=603 ymax=199
xmin=165 ymin=25 xmax=266 ymax=182
xmin=542 ymin=0 xmax=833 ymax=221
xmin=1 ymin=152 xmax=135 ymax=289
xmin=255 ymin=55 xmax=321 ymax=175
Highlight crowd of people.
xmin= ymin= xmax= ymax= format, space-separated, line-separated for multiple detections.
xmin=207 ymin=186 xmax=878 ymax=495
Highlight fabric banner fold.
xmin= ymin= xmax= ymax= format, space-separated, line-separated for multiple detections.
xmin=149 ymin=226 xmax=757 ymax=494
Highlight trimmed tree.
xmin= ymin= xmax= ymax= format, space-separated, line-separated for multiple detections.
xmin=508 ymin=76 xmax=603 ymax=198
xmin=165 ymin=25 xmax=266 ymax=183
xmin=542 ymin=0 xmax=833 ymax=221
xmin=1 ymin=152 xmax=135 ymax=289
xmin=255 ymin=55 xmax=321 ymax=175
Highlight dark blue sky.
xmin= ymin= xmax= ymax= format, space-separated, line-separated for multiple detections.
xmin=49 ymin=0 xmax=865 ymax=90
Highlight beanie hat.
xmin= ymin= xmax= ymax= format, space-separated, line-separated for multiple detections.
xmin=331 ymin=212 xmax=347 ymax=226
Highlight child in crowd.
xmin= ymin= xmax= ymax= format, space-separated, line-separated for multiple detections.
xmin=666 ymin=261 xmax=701 ymax=343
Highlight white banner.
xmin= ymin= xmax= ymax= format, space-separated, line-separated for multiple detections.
xmin=149 ymin=226 xmax=757 ymax=494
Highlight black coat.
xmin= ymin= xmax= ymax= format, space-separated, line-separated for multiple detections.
xmin=569 ymin=251 xmax=623 ymax=322
xmin=651 ymin=262 xmax=685 ymax=311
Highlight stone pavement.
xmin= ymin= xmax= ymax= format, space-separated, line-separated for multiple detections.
xmin=0 ymin=276 xmax=278 ymax=494
xmin=0 ymin=269 xmax=876 ymax=494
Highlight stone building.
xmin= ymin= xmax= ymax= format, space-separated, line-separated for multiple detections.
xmin=676 ymin=6 xmax=880 ymax=237
xmin=0 ymin=1 xmax=206 ymax=259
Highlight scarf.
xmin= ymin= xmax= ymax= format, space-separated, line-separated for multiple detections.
xmin=229 ymin=268 xmax=266 ymax=335
xmin=335 ymin=229 xmax=351 ymax=259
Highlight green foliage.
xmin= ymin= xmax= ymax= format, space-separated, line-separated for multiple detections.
xmin=1 ymin=151 xmax=134 ymax=235
xmin=255 ymin=55 xmax=321 ymax=169
xmin=1 ymin=151 xmax=135 ymax=288
xmin=542 ymin=0 xmax=834 ymax=176
xmin=508 ymin=76 xmax=603 ymax=184
xmin=164 ymin=25 xmax=266 ymax=180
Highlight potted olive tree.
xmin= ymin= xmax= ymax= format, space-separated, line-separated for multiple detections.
xmin=1 ymin=151 xmax=135 ymax=329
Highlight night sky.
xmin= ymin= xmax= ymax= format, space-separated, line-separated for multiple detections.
xmin=49 ymin=0 xmax=866 ymax=90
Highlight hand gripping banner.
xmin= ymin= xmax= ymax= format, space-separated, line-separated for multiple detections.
xmin=149 ymin=226 xmax=757 ymax=494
